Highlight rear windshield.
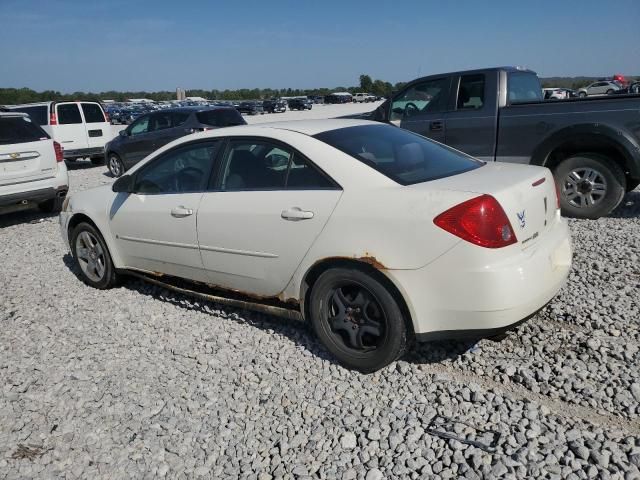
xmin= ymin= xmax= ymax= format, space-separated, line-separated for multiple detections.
xmin=314 ymin=124 xmax=482 ymax=185
xmin=196 ymin=109 xmax=246 ymax=127
xmin=0 ymin=116 xmax=50 ymax=145
xmin=7 ymin=105 xmax=48 ymax=125
xmin=508 ymin=72 xmax=543 ymax=104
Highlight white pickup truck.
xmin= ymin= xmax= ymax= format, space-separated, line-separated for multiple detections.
xmin=353 ymin=93 xmax=376 ymax=103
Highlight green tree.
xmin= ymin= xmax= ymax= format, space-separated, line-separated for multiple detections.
xmin=359 ymin=74 xmax=373 ymax=92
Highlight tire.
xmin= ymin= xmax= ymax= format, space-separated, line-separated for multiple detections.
xmin=71 ymin=222 xmax=120 ymax=289
xmin=90 ymin=156 xmax=104 ymax=165
xmin=38 ymin=196 xmax=63 ymax=213
xmin=107 ymin=153 xmax=125 ymax=178
xmin=554 ymin=154 xmax=626 ymax=219
xmin=606 ymin=89 xmax=614 ymax=95
xmin=309 ymin=268 xmax=408 ymax=373
xmin=578 ymin=92 xmax=587 ymax=98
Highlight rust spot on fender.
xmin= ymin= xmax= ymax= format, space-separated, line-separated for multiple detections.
xmin=358 ymin=254 xmax=386 ymax=270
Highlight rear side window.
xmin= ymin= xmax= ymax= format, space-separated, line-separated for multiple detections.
xmin=10 ymin=106 xmax=48 ymax=125
xmin=314 ymin=124 xmax=482 ymax=185
xmin=196 ymin=109 xmax=246 ymax=127
xmin=457 ymin=74 xmax=485 ymax=109
xmin=0 ymin=116 xmax=50 ymax=145
xmin=57 ymin=104 xmax=82 ymax=124
xmin=508 ymin=72 xmax=543 ymax=104
xmin=81 ymin=103 xmax=106 ymax=123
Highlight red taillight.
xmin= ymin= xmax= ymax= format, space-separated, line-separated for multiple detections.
xmin=49 ymin=111 xmax=57 ymax=125
xmin=103 ymin=111 xmax=110 ymax=123
xmin=434 ymin=195 xmax=517 ymax=249
xmin=53 ymin=141 xmax=64 ymax=162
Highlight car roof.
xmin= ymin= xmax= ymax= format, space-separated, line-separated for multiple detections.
xmin=208 ymin=119 xmax=376 ymax=136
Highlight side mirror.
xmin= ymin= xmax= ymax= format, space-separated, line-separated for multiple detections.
xmin=118 ymin=129 xmax=128 ymax=137
xmin=112 ymin=174 xmax=134 ymax=193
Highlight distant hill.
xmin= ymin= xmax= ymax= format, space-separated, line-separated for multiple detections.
xmin=540 ymin=76 xmax=639 ymax=89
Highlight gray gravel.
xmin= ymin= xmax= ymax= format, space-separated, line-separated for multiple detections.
xmin=1 ymin=162 xmax=639 ymax=479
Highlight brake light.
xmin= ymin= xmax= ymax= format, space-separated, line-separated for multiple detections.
xmin=53 ymin=141 xmax=64 ymax=162
xmin=434 ymin=195 xmax=517 ymax=248
xmin=104 ymin=110 xmax=110 ymax=123
xmin=49 ymin=111 xmax=57 ymax=125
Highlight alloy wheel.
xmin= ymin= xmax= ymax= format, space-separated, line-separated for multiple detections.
xmin=109 ymin=156 xmax=122 ymax=177
xmin=75 ymin=231 xmax=106 ymax=282
xmin=562 ymin=167 xmax=608 ymax=208
xmin=327 ymin=283 xmax=386 ymax=352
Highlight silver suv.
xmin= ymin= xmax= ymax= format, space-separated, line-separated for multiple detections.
xmin=578 ymin=81 xmax=621 ymax=97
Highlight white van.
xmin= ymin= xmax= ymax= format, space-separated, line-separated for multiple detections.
xmin=4 ymin=101 xmax=112 ymax=164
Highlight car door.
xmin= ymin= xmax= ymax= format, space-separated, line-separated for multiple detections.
xmin=389 ymin=76 xmax=452 ymax=143
xmin=444 ymin=73 xmax=497 ymax=162
xmin=54 ymin=103 xmax=88 ymax=153
xmin=197 ymin=138 xmax=342 ymax=296
xmin=146 ymin=111 xmax=178 ymax=151
xmin=120 ymin=114 xmax=153 ymax=165
xmin=80 ymin=102 xmax=110 ymax=149
xmin=590 ymin=82 xmax=604 ymax=95
xmin=109 ymin=140 xmax=222 ymax=281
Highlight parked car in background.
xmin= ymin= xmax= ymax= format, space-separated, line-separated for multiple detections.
xmin=577 ymin=81 xmax=621 ymax=97
xmin=237 ymin=101 xmax=264 ymax=115
xmin=356 ymin=66 xmax=640 ymax=219
xmin=612 ymin=81 xmax=640 ymax=95
xmin=311 ymin=96 xmax=325 ymax=104
xmin=263 ymin=99 xmax=287 ymax=113
xmin=543 ymin=88 xmax=578 ymax=100
xmin=288 ymin=98 xmax=313 ymax=110
xmin=60 ymin=119 xmax=571 ymax=372
xmin=4 ymin=101 xmax=112 ymax=164
xmin=104 ymin=106 xmax=245 ymax=177
xmin=0 ymin=112 xmax=68 ymax=214
xmin=326 ymin=92 xmax=353 ymax=104
xmin=354 ymin=93 xmax=375 ymax=103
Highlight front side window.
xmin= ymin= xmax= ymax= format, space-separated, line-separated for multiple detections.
xmin=129 ymin=116 xmax=150 ymax=135
xmin=134 ymin=141 xmax=220 ymax=194
xmin=220 ymin=140 xmax=290 ymax=191
xmin=508 ymin=72 xmax=543 ymax=103
xmin=314 ymin=124 xmax=482 ymax=185
xmin=57 ymin=104 xmax=82 ymax=124
xmin=457 ymin=74 xmax=485 ymax=110
xmin=81 ymin=103 xmax=106 ymax=123
xmin=390 ymin=77 xmax=451 ymax=121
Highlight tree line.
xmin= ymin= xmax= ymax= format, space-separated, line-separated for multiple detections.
xmin=0 ymin=74 xmax=404 ymax=105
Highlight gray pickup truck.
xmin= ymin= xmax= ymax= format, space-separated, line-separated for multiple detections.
xmin=362 ymin=67 xmax=640 ymax=219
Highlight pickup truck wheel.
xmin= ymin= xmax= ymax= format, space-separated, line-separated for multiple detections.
xmin=554 ymin=154 xmax=626 ymax=219
xmin=309 ymin=268 xmax=408 ymax=373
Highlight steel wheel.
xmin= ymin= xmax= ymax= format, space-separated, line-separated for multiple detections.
xmin=562 ymin=167 xmax=607 ymax=208
xmin=75 ymin=231 xmax=106 ymax=282
xmin=326 ymin=283 xmax=386 ymax=352
xmin=108 ymin=154 xmax=123 ymax=177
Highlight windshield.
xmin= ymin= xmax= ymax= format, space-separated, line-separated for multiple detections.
xmin=314 ymin=124 xmax=482 ymax=185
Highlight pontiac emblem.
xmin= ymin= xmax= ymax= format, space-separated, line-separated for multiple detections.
xmin=10 ymin=152 xmax=20 ymax=159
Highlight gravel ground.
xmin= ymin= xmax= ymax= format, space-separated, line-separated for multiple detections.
xmin=1 ymin=160 xmax=639 ymax=479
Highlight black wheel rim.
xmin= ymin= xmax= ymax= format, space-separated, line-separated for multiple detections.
xmin=326 ymin=283 xmax=386 ymax=353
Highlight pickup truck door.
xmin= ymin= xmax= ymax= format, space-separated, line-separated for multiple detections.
xmin=388 ymin=77 xmax=452 ymax=143
xmin=444 ymin=73 xmax=497 ymax=162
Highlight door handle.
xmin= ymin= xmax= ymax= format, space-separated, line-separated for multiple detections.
xmin=281 ymin=207 xmax=314 ymax=221
xmin=171 ymin=206 xmax=194 ymax=218
xmin=429 ymin=121 xmax=444 ymax=132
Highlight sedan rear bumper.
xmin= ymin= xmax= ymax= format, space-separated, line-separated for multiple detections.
xmin=387 ymin=215 xmax=572 ymax=339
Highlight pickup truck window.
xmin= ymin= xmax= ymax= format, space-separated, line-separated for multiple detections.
xmin=390 ymin=77 xmax=451 ymax=121
xmin=457 ymin=74 xmax=485 ymax=109
xmin=508 ymin=72 xmax=543 ymax=104
xmin=314 ymin=124 xmax=482 ymax=185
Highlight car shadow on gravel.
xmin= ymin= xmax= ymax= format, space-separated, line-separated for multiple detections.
xmin=62 ymin=253 xmax=470 ymax=369
xmin=65 ymin=160 xmax=100 ymax=171
xmin=0 ymin=209 xmax=57 ymax=228
xmin=608 ymin=190 xmax=640 ymax=218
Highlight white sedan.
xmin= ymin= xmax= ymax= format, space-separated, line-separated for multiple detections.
xmin=60 ymin=119 xmax=572 ymax=372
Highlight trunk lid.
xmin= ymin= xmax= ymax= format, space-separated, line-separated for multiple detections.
xmin=425 ymin=162 xmax=558 ymax=250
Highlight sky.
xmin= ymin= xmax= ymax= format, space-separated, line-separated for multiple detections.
xmin=0 ymin=0 xmax=638 ymax=93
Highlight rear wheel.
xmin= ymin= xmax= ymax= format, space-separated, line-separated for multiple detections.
xmin=606 ymin=89 xmax=614 ymax=95
xmin=309 ymin=268 xmax=408 ymax=373
xmin=38 ymin=196 xmax=63 ymax=213
xmin=554 ymin=154 xmax=626 ymax=219
xmin=71 ymin=222 xmax=120 ymax=289
xmin=108 ymin=153 xmax=125 ymax=177
xmin=578 ymin=92 xmax=587 ymax=98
